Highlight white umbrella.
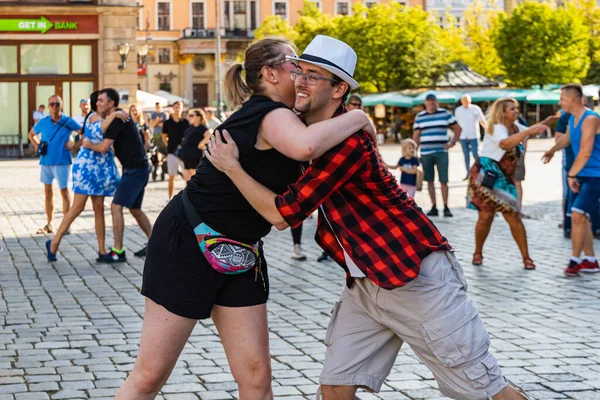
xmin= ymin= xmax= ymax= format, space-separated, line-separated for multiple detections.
xmin=154 ymin=90 xmax=191 ymax=106
xmin=136 ymin=90 xmax=168 ymax=109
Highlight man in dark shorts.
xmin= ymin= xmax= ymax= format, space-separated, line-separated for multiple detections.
xmin=82 ymin=88 xmax=152 ymax=262
xmin=162 ymin=101 xmax=189 ymax=200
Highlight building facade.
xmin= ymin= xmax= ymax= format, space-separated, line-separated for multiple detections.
xmin=426 ymin=0 xmax=504 ymax=27
xmin=0 ymin=0 xmax=139 ymax=142
xmin=135 ymin=0 xmax=425 ymax=109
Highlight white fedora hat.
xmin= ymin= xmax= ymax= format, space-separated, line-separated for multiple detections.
xmin=287 ymin=35 xmax=359 ymax=90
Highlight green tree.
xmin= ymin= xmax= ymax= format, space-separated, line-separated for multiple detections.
xmin=461 ymin=0 xmax=503 ymax=79
xmin=294 ymin=2 xmax=338 ymax=52
xmin=494 ymin=2 xmax=590 ymax=87
xmin=253 ymin=15 xmax=297 ymax=42
xmin=567 ymin=0 xmax=600 ymax=84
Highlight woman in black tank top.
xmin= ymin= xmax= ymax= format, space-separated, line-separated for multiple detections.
xmin=118 ymin=38 xmax=374 ymax=399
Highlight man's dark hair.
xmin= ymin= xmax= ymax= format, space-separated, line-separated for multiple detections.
xmin=155 ymin=102 xmax=161 ymax=106
xmin=329 ymin=76 xmax=350 ymax=103
xmin=348 ymin=94 xmax=362 ymax=106
xmin=89 ymin=90 xmax=101 ymax=113
xmin=561 ymin=83 xmax=583 ymax=99
xmin=100 ymin=88 xmax=120 ymax=108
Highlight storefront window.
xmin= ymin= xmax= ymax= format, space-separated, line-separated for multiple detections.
xmin=21 ymin=44 xmax=69 ymax=75
xmin=72 ymin=45 xmax=93 ymax=74
xmin=71 ymin=82 xmax=94 ymax=118
xmin=0 ymin=46 xmax=18 ymax=74
xmin=20 ymin=82 xmax=28 ymax=137
xmin=0 ymin=82 xmax=19 ymax=136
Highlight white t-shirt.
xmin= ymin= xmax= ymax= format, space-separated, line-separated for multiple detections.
xmin=73 ymin=114 xmax=86 ymax=127
xmin=33 ymin=110 xmax=46 ymax=122
xmin=481 ymin=123 xmax=526 ymax=162
xmin=454 ymin=105 xmax=485 ymax=140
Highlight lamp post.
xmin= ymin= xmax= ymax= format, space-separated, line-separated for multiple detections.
xmin=117 ymin=43 xmax=131 ymax=70
xmin=137 ymin=43 xmax=149 ymax=91
xmin=215 ymin=0 xmax=224 ymax=119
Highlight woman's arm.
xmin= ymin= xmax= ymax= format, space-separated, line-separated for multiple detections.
xmin=400 ymin=165 xmax=417 ymax=174
xmin=498 ymin=124 xmax=546 ymax=150
xmin=100 ymin=111 xmax=128 ymax=133
xmin=198 ymin=129 xmax=211 ymax=150
xmin=258 ymin=108 xmax=375 ymax=162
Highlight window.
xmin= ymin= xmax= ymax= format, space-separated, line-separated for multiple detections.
xmin=364 ymin=0 xmax=378 ymax=7
xmin=21 ymin=44 xmax=69 ymax=75
xmin=250 ymin=1 xmax=257 ymax=30
xmin=455 ymin=17 xmax=461 ymax=28
xmin=157 ymin=2 xmax=170 ymax=31
xmin=274 ymin=1 xmax=288 ymax=19
xmin=136 ymin=1 xmax=142 ymax=30
xmin=224 ymin=0 xmax=231 ymax=29
xmin=192 ymin=2 xmax=205 ymax=29
xmin=0 ymin=46 xmax=18 ymax=74
xmin=233 ymin=0 xmax=247 ymax=30
xmin=336 ymin=1 xmax=349 ymax=15
xmin=158 ymin=48 xmax=171 ymax=64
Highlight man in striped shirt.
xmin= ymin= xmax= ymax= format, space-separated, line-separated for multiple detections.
xmin=413 ymin=94 xmax=462 ymax=217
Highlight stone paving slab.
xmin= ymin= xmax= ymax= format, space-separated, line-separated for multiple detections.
xmin=1 ymin=142 xmax=599 ymax=399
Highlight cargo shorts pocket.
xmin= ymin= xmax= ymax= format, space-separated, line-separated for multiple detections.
xmin=464 ymin=353 xmax=502 ymax=389
xmin=324 ymin=301 xmax=342 ymax=346
xmin=421 ymin=299 xmax=490 ymax=368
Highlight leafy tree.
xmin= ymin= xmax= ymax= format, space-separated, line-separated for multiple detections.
xmin=461 ymin=0 xmax=503 ymax=79
xmin=494 ymin=2 xmax=590 ymax=87
xmin=294 ymin=3 xmax=338 ymax=52
xmin=566 ymin=0 xmax=600 ymax=84
xmin=253 ymin=15 xmax=297 ymax=42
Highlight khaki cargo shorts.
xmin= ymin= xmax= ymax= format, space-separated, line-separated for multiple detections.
xmin=320 ymin=251 xmax=507 ymax=400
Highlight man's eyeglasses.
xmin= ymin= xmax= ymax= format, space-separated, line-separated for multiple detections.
xmin=290 ymin=70 xmax=339 ymax=86
xmin=48 ymin=102 xmax=61 ymax=107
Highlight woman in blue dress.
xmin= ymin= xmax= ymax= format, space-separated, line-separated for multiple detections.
xmin=46 ymin=91 xmax=120 ymax=262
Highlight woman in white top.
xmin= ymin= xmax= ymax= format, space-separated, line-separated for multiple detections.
xmin=467 ymin=98 xmax=548 ymax=269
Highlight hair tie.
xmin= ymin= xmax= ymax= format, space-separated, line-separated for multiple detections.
xmin=241 ymin=62 xmax=245 ymax=70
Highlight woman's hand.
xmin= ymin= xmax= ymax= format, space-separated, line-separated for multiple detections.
xmin=113 ymin=110 xmax=129 ymax=122
xmin=527 ymin=124 xmax=547 ymax=137
xmin=204 ymin=129 xmax=241 ymax=175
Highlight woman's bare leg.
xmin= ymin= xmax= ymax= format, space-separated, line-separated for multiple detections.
xmin=115 ymin=298 xmax=197 ymax=400
xmin=475 ymin=211 xmax=495 ymax=254
xmin=90 ymin=196 xmax=106 ymax=254
xmin=212 ymin=304 xmax=273 ymax=400
xmin=503 ymin=212 xmax=530 ymax=259
xmin=50 ymin=193 xmax=88 ymax=254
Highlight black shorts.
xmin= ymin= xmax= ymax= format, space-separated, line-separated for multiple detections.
xmin=141 ymin=194 xmax=269 ymax=319
xmin=113 ymin=166 xmax=149 ymax=209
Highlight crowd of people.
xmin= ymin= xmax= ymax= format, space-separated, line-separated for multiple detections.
xmin=21 ymin=33 xmax=599 ymax=400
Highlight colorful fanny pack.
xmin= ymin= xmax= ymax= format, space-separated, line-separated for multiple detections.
xmin=181 ymin=190 xmax=261 ymax=275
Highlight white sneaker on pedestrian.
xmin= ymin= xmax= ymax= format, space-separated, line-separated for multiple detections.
xmin=291 ymin=244 xmax=307 ymax=260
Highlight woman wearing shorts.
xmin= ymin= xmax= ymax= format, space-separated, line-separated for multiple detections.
xmin=116 ymin=38 xmax=374 ymax=399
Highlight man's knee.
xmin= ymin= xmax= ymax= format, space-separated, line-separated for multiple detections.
xmin=44 ymin=185 xmax=53 ymax=196
xmin=111 ymin=203 xmax=124 ymax=215
xmin=572 ymin=211 xmax=588 ymax=225
xmin=127 ymin=365 xmax=170 ymax=396
xmin=235 ymin=358 xmax=271 ymax=392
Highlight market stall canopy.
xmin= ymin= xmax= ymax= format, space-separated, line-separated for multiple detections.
xmin=413 ymin=90 xmax=464 ymax=104
xmin=361 ymin=93 xmax=394 ymax=107
xmin=436 ymin=62 xmax=500 ymax=88
xmin=467 ymin=89 xmax=528 ymax=102
xmin=525 ymin=89 xmax=560 ymax=105
xmin=154 ymin=90 xmax=191 ymax=106
xmin=136 ymin=90 xmax=168 ymax=108
xmin=583 ymin=84 xmax=600 ymax=99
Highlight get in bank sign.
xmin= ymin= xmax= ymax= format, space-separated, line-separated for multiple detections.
xmin=0 ymin=15 xmax=98 ymax=34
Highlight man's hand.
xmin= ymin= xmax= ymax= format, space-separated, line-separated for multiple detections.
xmin=444 ymin=142 xmax=456 ymax=150
xmin=82 ymin=138 xmax=92 ymax=149
xmin=65 ymin=139 xmax=75 ymax=150
xmin=204 ymin=129 xmax=241 ymax=175
xmin=568 ymin=176 xmax=580 ymax=193
xmin=541 ymin=150 xmax=555 ymax=164
xmin=541 ymin=115 xmax=559 ymax=126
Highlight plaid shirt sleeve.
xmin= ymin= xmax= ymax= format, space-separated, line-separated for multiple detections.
xmin=275 ymin=133 xmax=368 ymax=228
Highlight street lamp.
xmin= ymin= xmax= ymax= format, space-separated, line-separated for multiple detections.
xmin=117 ymin=43 xmax=131 ymax=70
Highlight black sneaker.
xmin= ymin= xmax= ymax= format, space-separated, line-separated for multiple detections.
xmin=317 ymin=252 xmax=329 ymax=262
xmin=427 ymin=207 xmax=439 ymax=217
xmin=443 ymin=207 xmax=453 ymax=217
xmin=97 ymin=250 xmax=127 ymax=264
xmin=134 ymin=245 xmax=148 ymax=258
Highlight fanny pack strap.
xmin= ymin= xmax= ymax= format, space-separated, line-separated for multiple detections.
xmin=181 ymin=190 xmax=202 ymax=228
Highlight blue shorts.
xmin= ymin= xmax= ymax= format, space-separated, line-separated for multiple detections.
xmin=40 ymin=165 xmax=71 ymax=189
xmin=112 ymin=166 xmax=149 ymax=209
xmin=569 ymin=177 xmax=600 ymax=217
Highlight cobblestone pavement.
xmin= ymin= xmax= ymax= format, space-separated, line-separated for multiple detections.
xmin=1 ymin=140 xmax=599 ymax=400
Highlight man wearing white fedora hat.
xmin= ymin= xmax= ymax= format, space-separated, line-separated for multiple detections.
xmin=206 ymin=35 xmax=528 ymax=400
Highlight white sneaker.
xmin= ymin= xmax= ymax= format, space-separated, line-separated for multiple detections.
xmin=291 ymin=244 xmax=307 ymax=260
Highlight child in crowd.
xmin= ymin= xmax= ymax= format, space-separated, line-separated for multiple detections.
xmin=387 ymin=138 xmax=420 ymax=198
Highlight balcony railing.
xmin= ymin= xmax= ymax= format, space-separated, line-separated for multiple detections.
xmin=181 ymin=28 xmax=255 ymax=39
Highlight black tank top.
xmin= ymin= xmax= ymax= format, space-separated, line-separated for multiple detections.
xmin=186 ymin=95 xmax=300 ymax=243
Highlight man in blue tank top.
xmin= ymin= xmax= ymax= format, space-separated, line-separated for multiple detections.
xmin=544 ymin=84 xmax=600 ymax=276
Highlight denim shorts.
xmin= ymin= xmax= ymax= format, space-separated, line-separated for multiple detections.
xmin=112 ymin=166 xmax=149 ymax=209
xmin=569 ymin=176 xmax=600 ymax=217
xmin=40 ymin=165 xmax=71 ymax=189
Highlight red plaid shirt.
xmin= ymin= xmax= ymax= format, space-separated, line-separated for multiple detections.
xmin=275 ymin=106 xmax=451 ymax=289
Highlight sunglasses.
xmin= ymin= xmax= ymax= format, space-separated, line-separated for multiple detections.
xmin=187 ymin=114 xmax=198 ymax=118
xmin=349 ymin=102 xmax=362 ymax=107
xmin=49 ymin=102 xmax=62 ymax=107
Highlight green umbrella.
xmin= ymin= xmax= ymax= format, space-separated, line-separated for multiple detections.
xmin=382 ymin=93 xmax=415 ymax=108
xmin=360 ymin=93 xmax=393 ymax=107
xmin=467 ymin=89 xmax=527 ymax=102
xmin=412 ymin=90 xmax=464 ymax=104
xmin=525 ymin=89 xmax=560 ymax=105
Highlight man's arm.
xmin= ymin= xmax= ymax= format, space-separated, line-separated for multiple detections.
xmin=28 ymin=128 xmax=39 ymax=151
xmin=542 ymin=129 xmax=571 ymax=164
xmin=412 ymin=129 xmax=421 ymax=147
xmin=205 ymin=129 xmax=368 ymax=230
xmin=447 ymin=122 xmax=462 ymax=148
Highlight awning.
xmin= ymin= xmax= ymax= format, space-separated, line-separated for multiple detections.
xmin=136 ymin=90 xmax=168 ymax=108
xmin=361 ymin=93 xmax=394 ymax=107
xmin=154 ymin=90 xmax=191 ymax=106
xmin=525 ymin=89 xmax=560 ymax=105
xmin=467 ymin=89 xmax=527 ymax=102
xmin=412 ymin=90 xmax=464 ymax=104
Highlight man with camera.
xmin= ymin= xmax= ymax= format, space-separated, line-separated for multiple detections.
xmin=28 ymin=94 xmax=81 ymax=235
